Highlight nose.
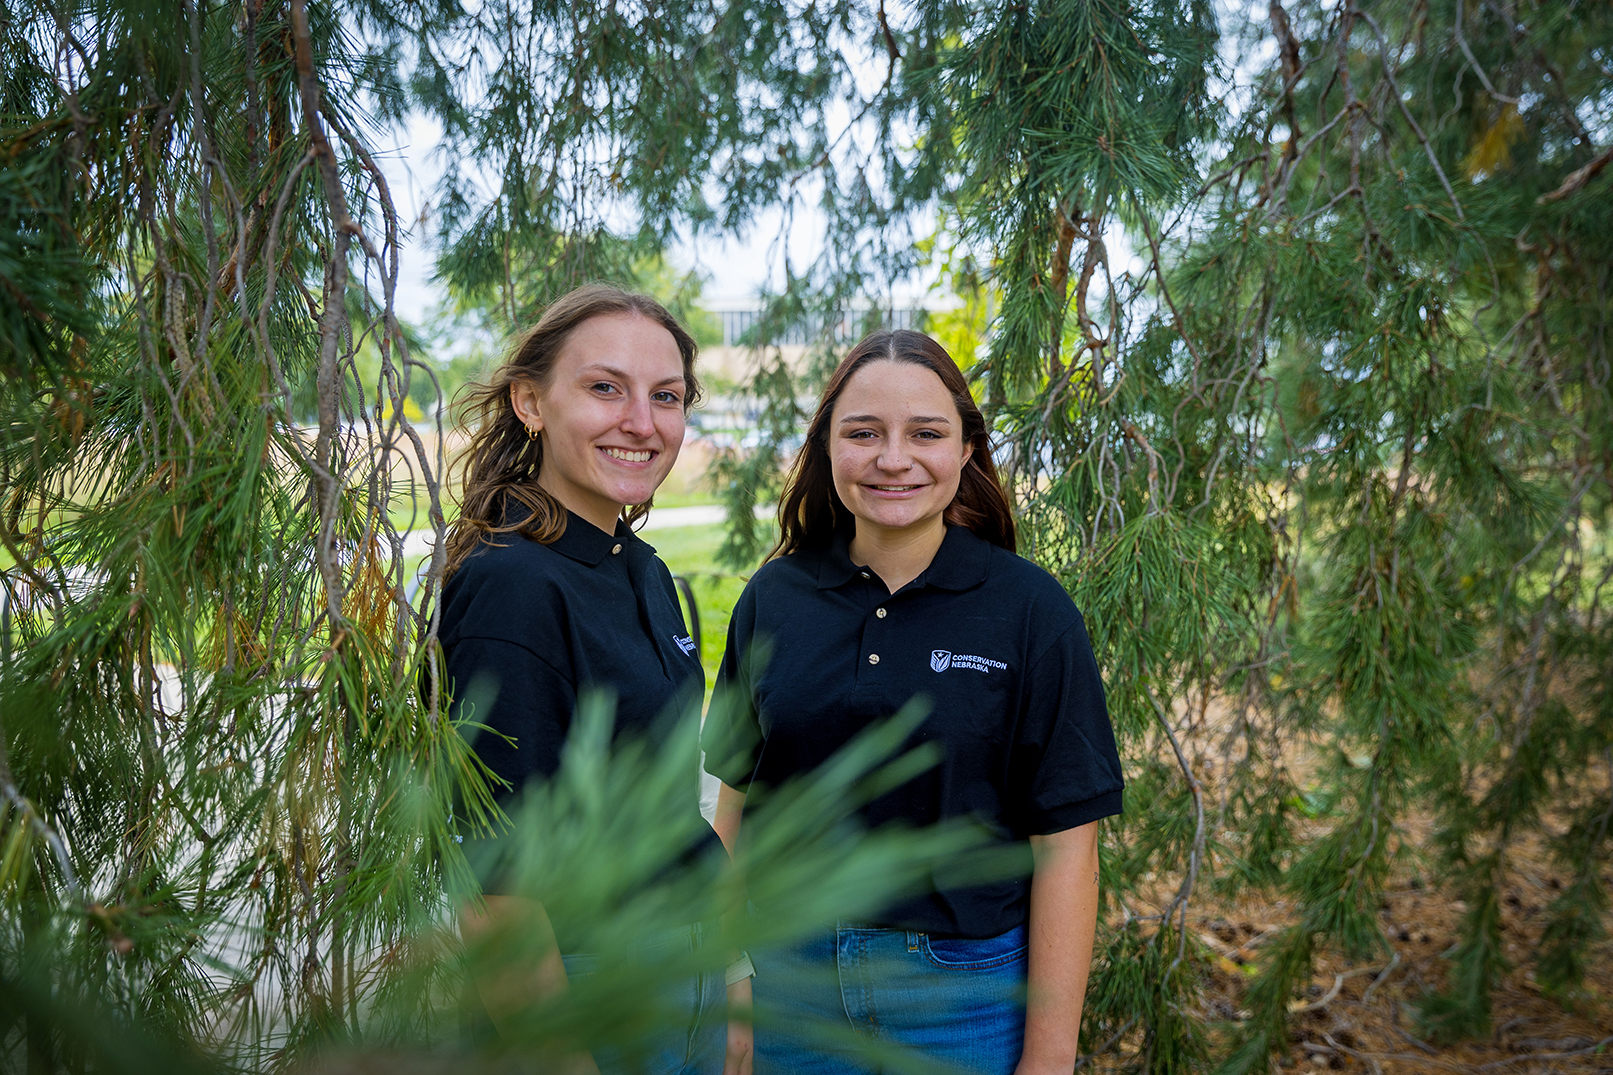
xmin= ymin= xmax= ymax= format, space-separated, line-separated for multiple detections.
xmin=876 ymin=439 xmax=912 ymax=472
xmin=620 ymin=394 xmax=655 ymax=438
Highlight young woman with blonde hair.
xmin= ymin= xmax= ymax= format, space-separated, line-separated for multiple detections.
xmin=440 ymin=284 xmax=751 ymax=1075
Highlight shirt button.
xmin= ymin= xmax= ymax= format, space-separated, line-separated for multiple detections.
xmin=876 ymin=608 xmax=887 ymax=619
xmin=611 ymin=544 xmax=622 ymax=555
xmin=868 ymin=653 xmax=880 ymax=665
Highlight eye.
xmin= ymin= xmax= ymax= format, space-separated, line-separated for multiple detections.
xmin=590 ymin=381 xmax=620 ymax=396
xmin=913 ymin=429 xmax=943 ymax=440
xmin=847 ymin=429 xmax=879 ymax=440
xmin=652 ymin=389 xmax=683 ymax=405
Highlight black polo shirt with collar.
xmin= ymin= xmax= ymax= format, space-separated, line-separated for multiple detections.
xmin=702 ymin=524 xmax=1124 ymax=939
xmin=439 ymin=507 xmax=716 ymax=900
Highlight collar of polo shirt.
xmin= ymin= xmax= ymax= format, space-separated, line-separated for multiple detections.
xmin=502 ymin=504 xmax=650 ymax=567
xmin=815 ymin=524 xmax=992 ymax=593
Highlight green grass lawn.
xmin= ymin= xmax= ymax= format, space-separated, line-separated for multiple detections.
xmin=647 ymin=522 xmax=774 ymax=684
xmin=648 ymin=488 xmax=722 ymax=509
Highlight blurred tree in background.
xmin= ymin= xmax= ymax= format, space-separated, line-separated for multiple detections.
xmin=2 ymin=0 xmax=1610 ymax=1072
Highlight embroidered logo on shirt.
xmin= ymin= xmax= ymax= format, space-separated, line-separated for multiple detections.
xmin=674 ymin=634 xmax=698 ymax=656
xmin=931 ymin=649 xmax=1006 ymax=674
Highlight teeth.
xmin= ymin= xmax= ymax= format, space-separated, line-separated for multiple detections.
xmin=872 ymin=485 xmax=919 ymax=491
xmin=604 ymin=448 xmax=652 ymax=462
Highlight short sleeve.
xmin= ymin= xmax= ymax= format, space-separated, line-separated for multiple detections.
xmin=448 ymin=636 xmax=578 ymax=895
xmin=701 ymin=584 xmax=764 ymax=789
xmin=1008 ymin=612 xmax=1124 ymax=834
xmin=448 ymin=635 xmax=578 ymax=799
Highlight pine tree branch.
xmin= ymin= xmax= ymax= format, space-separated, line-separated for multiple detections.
xmin=1136 ymin=204 xmax=1208 ymax=384
xmin=0 ymin=731 xmax=81 ymax=902
xmin=1047 ymin=202 xmax=1079 ymax=379
xmin=1262 ymin=0 xmax=1306 ymax=211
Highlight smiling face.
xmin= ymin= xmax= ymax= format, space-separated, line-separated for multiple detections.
xmin=828 ymin=359 xmax=971 ymax=541
xmin=509 ymin=312 xmax=688 ymax=533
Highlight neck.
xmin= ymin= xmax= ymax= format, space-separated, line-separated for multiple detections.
xmin=849 ymin=516 xmax=947 ymax=594
xmin=536 ymin=477 xmax=621 ymax=536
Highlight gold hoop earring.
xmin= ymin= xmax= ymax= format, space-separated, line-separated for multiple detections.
xmin=525 ymin=424 xmax=540 ymax=442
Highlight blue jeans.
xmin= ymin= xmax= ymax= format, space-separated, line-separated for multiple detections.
xmin=562 ymin=922 xmax=725 ymax=1075
xmin=752 ymin=924 xmax=1027 ymax=1075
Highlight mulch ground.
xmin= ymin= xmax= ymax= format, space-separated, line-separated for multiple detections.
xmin=1093 ymin=820 xmax=1612 ymax=1073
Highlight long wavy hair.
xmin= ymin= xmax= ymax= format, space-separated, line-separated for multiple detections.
xmin=444 ymin=285 xmax=701 ymax=579
xmin=773 ymin=329 xmax=1015 ymax=559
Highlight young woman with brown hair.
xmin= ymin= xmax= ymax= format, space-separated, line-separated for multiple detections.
xmin=439 ymin=284 xmax=751 ymax=1075
xmin=702 ymin=330 xmax=1123 ymax=1075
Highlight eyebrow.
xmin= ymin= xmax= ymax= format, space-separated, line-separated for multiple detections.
xmin=837 ymin=414 xmax=953 ymax=425
xmin=580 ymin=364 xmax=685 ymax=388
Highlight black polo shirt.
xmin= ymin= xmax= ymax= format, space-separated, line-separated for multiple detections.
xmin=439 ymin=507 xmax=717 ymax=914
xmin=702 ymin=524 xmax=1123 ymax=938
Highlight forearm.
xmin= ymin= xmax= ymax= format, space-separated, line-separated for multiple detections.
xmin=714 ymin=783 xmax=755 ymax=1075
xmin=713 ymin=781 xmax=746 ymax=856
xmin=458 ymin=894 xmax=569 ymax=1029
xmin=712 ymin=780 xmax=753 ymax=968
xmin=1017 ymin=821 xmax=1101 ymax=1074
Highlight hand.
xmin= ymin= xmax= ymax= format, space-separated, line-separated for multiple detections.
xmin=724 ymin=976 xmax=754 ymax=1075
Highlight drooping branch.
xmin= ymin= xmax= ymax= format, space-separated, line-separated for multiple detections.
xmin=291 ymin=0 xmax=353 ymax=626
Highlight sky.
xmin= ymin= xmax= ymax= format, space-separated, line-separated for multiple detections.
xmin=371 ymin=113 xmax=873 ymax=322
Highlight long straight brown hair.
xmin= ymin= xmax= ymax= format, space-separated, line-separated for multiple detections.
xmin=773 ymin=329 xmax=1015 ymax=559
xmin=444 ymin=285 xmax=701 ymax=579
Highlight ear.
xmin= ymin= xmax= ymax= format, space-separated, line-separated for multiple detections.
xmin=509 ymin=381 xmax=544 ymax=432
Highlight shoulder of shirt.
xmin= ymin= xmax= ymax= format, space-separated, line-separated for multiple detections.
xmin=977 ymin=547 xmax=1098 ymax=670
xmin=442 ymin=534 xmax=567 ymax=642
xmin=982 ymin=543 xmax=1082 ymax=619
xmin=453 ymin=530 xmax=567 ymax=583
xmin=643 ymin=547 xmax=676 ymax=577
xmin=725 ymin=549 xmax=817 ymax=629
xmin=744 ymin=549 xmax=816 ymax=589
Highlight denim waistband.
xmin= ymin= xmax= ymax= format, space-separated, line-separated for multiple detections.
xmin=833 ymin=921 xmax=1026 ymax=942
xmin=562 ymin=919 xmax=710 ymax=960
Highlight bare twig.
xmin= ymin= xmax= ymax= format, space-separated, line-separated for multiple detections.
xmin=1147 ymin=688 xmax=1207 ymax=981
xmin=291 ymin=0 xmax=353 ymax=624
xmin=1539 ymin=145 xmax=1613 ymax=204
xmin=1120 ymin=420 xmax=1163 ymax=513
xmin=1289 ymin=961 xmax=1390 ymax=1012
xmin=1452 ymin=0 xmax=1518 ymax=106
xmin=1474 ymin=1036 xmax=1613 ymax=1069
xmin=1358 ymin=10 xmax=1463 ymax=221
xmin=1074 ymin=1016 xmax=1137 ymax=1069
xmin=1359 ymin=947 xmax=1400 ymax=1006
